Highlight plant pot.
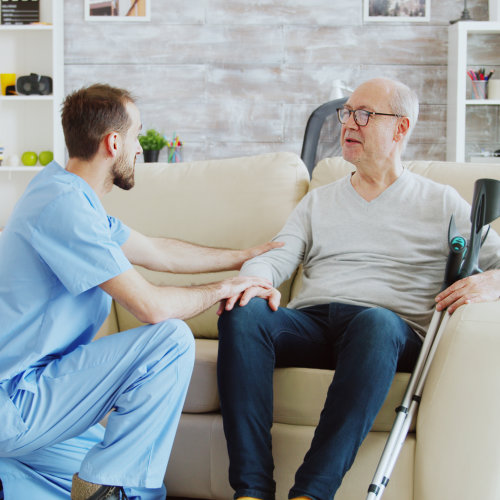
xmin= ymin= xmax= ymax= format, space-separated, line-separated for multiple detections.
xmin=143 ymin=150 xmax=160 ymax=163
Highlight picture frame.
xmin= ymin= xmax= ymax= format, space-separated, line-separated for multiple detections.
xmin=364 ymin=0 xmax=430 ymax=22
xmin=85 ymin=0 xmax=151 ymax=22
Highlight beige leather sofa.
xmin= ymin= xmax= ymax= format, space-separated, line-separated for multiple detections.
xmin=3 ymin=152 xmax=499 ymax=499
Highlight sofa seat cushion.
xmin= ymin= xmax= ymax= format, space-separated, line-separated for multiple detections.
xmin=273 ymin=366 xmax=412 ymax=431
xmin=186 ymin=339 xmax=413 ymax=432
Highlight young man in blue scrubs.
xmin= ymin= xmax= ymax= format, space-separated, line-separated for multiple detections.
xmin=0 ymin=84 xmax=278 ymax=500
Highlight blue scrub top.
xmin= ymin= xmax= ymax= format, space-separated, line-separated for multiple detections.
xmin=0 ymin=162 xmax=132 ymax=384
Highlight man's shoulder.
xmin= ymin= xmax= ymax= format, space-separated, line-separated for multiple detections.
xmin=400 ymin=169 xmax=468 ymax=215
xmin=12 ymin=166 xmax=106 ymax=242
xmin=294 ymin=175 xmax=351 ymax=212
xmin=404 ymin=168 xmax=457 ymax=195
xmin=29 ymin=164 xmax=100 ymax=213
xmin=309 ymin=174 xmax=350 ymax=196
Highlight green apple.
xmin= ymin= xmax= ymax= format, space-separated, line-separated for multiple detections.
xmin=39 ymin=151 xmax=53 ymax=166
xmin=21 ymin=151 xmax=38 ymax=166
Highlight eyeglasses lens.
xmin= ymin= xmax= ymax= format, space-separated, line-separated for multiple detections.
xmin=338 ymin=109 xmax=370 ymax=126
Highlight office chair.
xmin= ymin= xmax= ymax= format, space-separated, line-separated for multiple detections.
xmin=300 ymin=97 xmax=348 ymax=177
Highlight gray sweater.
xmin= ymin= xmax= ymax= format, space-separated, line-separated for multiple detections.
xmin=241 ymin=170 xmax=500 ymax=335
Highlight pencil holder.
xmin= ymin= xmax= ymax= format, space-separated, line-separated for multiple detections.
xmin=469 ymin=80 xmax=487 ymax=100
xmin=167 ymin=145 xmax=183 ymax=163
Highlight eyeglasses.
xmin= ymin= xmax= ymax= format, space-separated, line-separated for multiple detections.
xmin=337 ymin=107 xmax=402 ymax=127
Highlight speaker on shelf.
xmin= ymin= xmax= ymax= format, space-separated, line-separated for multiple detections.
xmin=16 ymin=73 xmax=53 ymax=96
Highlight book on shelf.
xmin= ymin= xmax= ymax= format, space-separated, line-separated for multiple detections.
xmin=1 ymin=0 xmax=40 ymax=25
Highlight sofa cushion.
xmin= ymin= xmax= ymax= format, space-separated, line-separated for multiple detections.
xmin=186 ymin=339 xmax=412 ymax=432
xmin=101 ymin=152 xmax=309 ymax=339
xmin=166 ymin=413 xmax=415 ymax=500
xmin=272 ymin=367 xmax=412 ymax=431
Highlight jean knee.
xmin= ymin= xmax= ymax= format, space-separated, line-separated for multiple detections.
xmin=218 ymin=298 xmax=268 ymax=342
xmin=347 ymin=307 xmax=407 ymax=351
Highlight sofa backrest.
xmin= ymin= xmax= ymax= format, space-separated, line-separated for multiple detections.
xmin=101 ymin=152 xmax=310 ymax=338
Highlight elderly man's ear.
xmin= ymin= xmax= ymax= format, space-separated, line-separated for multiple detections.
xmin=394 ymin=117 xmax=410 ymax=143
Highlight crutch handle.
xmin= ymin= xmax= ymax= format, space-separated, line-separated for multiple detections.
xmin=442 ymin=236 xmax=466 ymax=289
xmin=442 ymin=216 xmax=467 ymax=290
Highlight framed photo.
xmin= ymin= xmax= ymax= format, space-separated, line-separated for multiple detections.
xmin=85 ymin=0 xmax=151 ymax=22
xmin=364 ymin=0 xmax=430 ymax=22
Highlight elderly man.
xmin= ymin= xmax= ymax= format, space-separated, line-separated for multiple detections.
xmin=0 ymin=84 xmax=278 ymax=500
xmin=216 ymin=78 xmax=500 ymax=500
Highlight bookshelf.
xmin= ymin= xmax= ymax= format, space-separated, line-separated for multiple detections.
xmin=0 ymin=0 xmax=64 ymax=169
xmin=447 ymin=21 xmax=500 ymax=162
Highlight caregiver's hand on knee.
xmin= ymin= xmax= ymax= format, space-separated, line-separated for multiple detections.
xmin=217 ymin=285 xmax=281 ymax=315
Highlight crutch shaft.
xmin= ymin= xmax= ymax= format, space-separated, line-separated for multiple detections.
xmin=366 ymin=309 xmax=446 ymax=499
xmin=384 ymin=313 xmax=452 ymax=480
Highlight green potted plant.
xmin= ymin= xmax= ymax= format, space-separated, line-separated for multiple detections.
xmin=138 ymin=129 xmax=168 ymax=162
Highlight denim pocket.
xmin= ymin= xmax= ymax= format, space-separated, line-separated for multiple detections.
xmin=0 ymin=386 xmax=28 ymax=442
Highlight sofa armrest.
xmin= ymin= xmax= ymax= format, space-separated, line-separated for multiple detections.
xmin=415 ymin=301 xmax=500 ymax=500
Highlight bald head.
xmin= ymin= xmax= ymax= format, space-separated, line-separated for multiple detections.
xmin=354 ymin=78 xmax=419 ymax=151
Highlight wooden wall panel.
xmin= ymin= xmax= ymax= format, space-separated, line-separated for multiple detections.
xmin=284 ymin=26 xmax=448 ymax=65
xmin=206 ymin=0 xmax=359 ymax=26
xmin=63 ymin=0 xmax=494 ymax=164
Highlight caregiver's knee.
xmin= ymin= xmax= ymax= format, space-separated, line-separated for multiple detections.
xmin=156 ymin=319 xmax=194 ymax=350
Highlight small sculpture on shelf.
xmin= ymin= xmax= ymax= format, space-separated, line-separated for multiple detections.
xmin=450 ymin=0 xmax=472 ymax=24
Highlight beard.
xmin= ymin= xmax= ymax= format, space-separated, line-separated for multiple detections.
xmin=112 ymin=152 xmax=135 ymax=191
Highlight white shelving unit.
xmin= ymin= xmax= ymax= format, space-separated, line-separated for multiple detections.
xmin=2 ymin=166 xmax=43 ymax=172
xmin=0 ymin=0 xmax=64 ymax=169
xmin=447 ymin=21 xmax=500 ymax=162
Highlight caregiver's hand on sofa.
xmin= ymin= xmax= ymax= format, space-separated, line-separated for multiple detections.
xmin=217 ymin=285 xmax=281 ymax=315
xmin=435 ymin=269 xmax=500 ymax=314
xmin=235 ymin=241 xmax=285 ymax=269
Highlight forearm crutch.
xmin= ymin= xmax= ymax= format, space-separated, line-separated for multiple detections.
xmin=366 ymin=247 xmax=460 ymax=500
xmin=366 ymin=178 xmax=500 ymax=500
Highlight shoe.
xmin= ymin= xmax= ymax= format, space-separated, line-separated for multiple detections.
xmin=71 ymin=473 xmax=129 ymax=500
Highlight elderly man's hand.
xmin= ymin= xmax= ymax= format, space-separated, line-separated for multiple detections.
xmin=435 ymin=269 xmax=500 ymax=314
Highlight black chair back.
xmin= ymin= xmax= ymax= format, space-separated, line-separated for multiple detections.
xmin=300 ymin=97 xmax=348 ymax=177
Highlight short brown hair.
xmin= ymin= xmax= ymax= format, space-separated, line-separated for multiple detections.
xmin=61 ymin=84 xmax=135 ymax=160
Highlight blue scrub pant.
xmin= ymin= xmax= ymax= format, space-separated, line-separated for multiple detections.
xmin=0 ymin=319 xmax=195 ymax=500
xmin=217 ymin=299 xmax=422 ymax=500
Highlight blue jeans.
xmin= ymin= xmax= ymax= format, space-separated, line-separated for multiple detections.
xmin=217 ymin=299 xmax=422 ymax=500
